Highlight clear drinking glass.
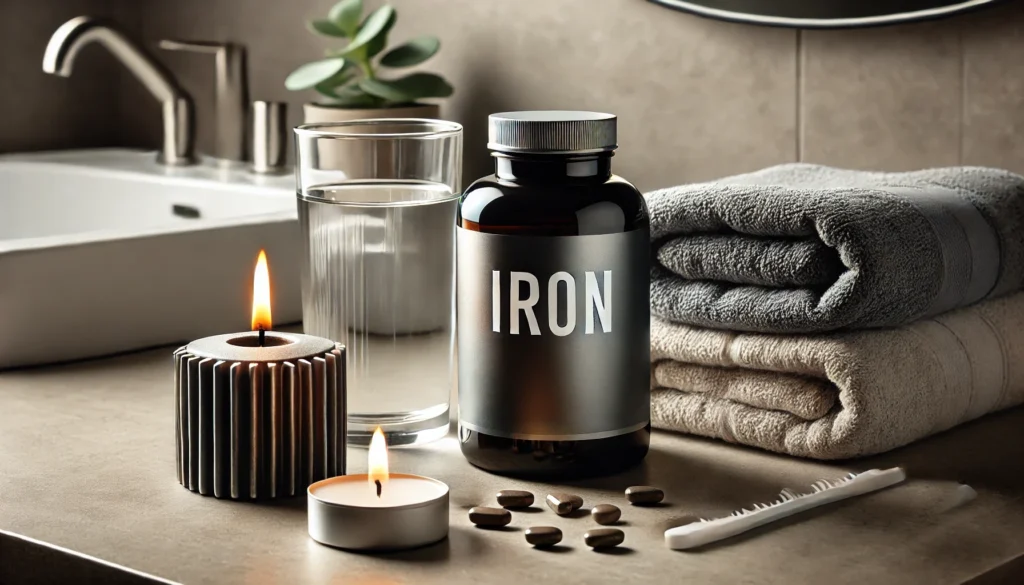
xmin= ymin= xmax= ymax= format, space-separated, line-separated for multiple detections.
xmin=294 ymin=119 xmax=462 ymax=447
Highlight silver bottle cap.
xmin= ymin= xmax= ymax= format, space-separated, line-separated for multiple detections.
xmin=487 ymin=111 xmax=617 ymax=154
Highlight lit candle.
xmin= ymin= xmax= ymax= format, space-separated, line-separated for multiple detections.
xmin=307 ymin=428 xmax=450 ymax=550
xmin=174 ymin=250 xmax=346 ymax=500
xmin=252 ymin=249 xmax=272 ymax=346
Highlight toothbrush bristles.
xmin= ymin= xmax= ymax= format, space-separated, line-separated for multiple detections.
xmin=700 ymin=470 xmax=884 ymax=522
xmin=666 ymin=468 xmax=907 ymax=551
xmin=721 ymin=470 xmax=875 ymax=513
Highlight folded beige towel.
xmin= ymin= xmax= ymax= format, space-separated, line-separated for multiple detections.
xmin=651 ymin=292 xmax=1024 ymax=459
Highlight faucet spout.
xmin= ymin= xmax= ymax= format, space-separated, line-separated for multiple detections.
xmin=43 ymin=16 xmax=196 ymax=165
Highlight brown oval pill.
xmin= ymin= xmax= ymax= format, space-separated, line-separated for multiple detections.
xmin=525 ymin=526 xmax=562 ymax=547
xmin=584 ymin=528 xmax=625 ymax=548
xmin=469 ymin=506 xmax=512 ymax=527
xmin=546 ymin=492 xmax=583 ymax=515
xmin=591 ymin=504 xmax=621 ymax=525
xmin=497 ymin=489 xmax=534 ymax=509
xmin=625 ymin=485 xmax=664 ymax=505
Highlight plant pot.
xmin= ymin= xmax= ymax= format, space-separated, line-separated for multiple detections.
xmin=298 ymin=102 xmax=452 ymax=336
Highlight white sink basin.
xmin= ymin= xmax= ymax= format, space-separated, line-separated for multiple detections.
xmin=0 ymin=149 xmax=302 ymax=369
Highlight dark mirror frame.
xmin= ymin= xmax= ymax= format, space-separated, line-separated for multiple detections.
xmin=648 ymin=0 xmax=1005 ymax=28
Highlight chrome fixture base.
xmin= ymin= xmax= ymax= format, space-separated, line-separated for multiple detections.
xmin=173 ymin=336 xmax=346 ymax=500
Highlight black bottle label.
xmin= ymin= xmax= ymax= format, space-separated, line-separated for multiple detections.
xmin=457 ymin=228 xmax=650 ymax=440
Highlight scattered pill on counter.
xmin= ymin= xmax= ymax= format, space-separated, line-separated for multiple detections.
xmin=469 ymin=506 xmax=512 ymax=527
xmin=625 ymin=486 xmax=664 ymax=505
xmin=546 ymin=493 xmax=584 ymax=515
xmin=525 ymin=526 xmax=562 ymax=547
xmin=497 ymin=489 xmax=534 ymax=509
xmin=584 ymin=528 xmax=625 ymax=549
xmin=591 ymin=504 xmax=621 ymax=525
xmin=949 ymin=483 xmax=977 ymax=509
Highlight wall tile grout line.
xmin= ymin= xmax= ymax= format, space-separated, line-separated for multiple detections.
xmin=795 ymin=28 xmax=804 ymax=163
xmin=958 ymin=20 xmax=967 ymax=165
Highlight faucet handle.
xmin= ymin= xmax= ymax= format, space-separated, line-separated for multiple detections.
xmin=159 ymin=40 xmax=248 ymax=163
xmin=159 ymin=39 xmax=239 ymax=54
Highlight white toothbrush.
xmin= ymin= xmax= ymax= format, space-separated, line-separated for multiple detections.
xmin=665 ymin=467 xmax=907 ymax=550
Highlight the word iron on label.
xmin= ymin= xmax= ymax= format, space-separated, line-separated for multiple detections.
xmin=492 ymin=270 xmax=612 ymax=336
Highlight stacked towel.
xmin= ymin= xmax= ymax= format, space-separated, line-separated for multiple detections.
xmin=647 ymin=164 xmax=1024 ymax=459
xmin=651 ymin=294 xmax=1024 ymax=459
xmin=647 ymin=164 xmax=1024 ymax=333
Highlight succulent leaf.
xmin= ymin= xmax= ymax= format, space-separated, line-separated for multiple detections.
xmin=340 ymin=5 xmax=395 ymax=56
xmin=308 ymin=19 xmax=346 ymax=38
xmin=359 ymin=72 xmax=453 ymax=103
xmin=328 ymin=0 xmax=363 ymax=36
xmin=380 ymin=36 xmax=440 ymax=67
xmin=285 ymin=58 xmax=347 ymax=90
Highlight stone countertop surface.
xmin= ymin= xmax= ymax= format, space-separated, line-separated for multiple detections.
xmin=2 ymin=346 xmax=1024 ymax=585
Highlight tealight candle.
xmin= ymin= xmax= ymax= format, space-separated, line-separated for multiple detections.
xmin=308 ymin=428 xmax=449 ymax=551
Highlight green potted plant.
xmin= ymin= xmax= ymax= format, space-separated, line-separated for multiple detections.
xmin=285 ymin=0 xmax=453 ymax=124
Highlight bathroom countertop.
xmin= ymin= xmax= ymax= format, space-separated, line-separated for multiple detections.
xmin=2 ymin=346 xmax=1024 ymax=585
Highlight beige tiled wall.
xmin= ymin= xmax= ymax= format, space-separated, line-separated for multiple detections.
xmin=0 ymin=0 xmax=138 ymax=153
xmin=800 ymin=20 xmax=963 ymax=170
xmin=963 ymin=1 xmax=1024 ymax=170
xmin=6 ymin=0 xmax=1024 ymax=192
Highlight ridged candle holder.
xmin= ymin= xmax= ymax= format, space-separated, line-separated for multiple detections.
xmin=173 ymin=331 xmax=346 ymax=500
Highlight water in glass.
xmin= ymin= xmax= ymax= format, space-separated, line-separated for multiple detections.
xmin=298 ymin=179 xmax=457 ymax=446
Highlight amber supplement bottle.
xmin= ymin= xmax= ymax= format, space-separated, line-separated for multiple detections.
xmin=457 ymin=111 xmax=650 ymax=478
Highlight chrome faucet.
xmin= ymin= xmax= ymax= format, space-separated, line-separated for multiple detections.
xmin=159 ymin=40 xmax=249 ymax=164
xmin=42 ymin=16 xmax=196 ymax=166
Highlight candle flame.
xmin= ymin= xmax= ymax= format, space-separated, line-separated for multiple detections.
xmin=251 ymin=250 xmax=272 ymax=332
xmin=368 ymin=427 xmax=389 ymax=495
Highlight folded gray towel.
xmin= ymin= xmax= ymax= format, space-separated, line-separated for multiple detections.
xmin=647 ymin=164 xmax=1024 ymax=333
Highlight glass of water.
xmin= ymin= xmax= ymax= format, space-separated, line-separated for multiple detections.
xmin=294 ymin=119 xmax=462 ymax=447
